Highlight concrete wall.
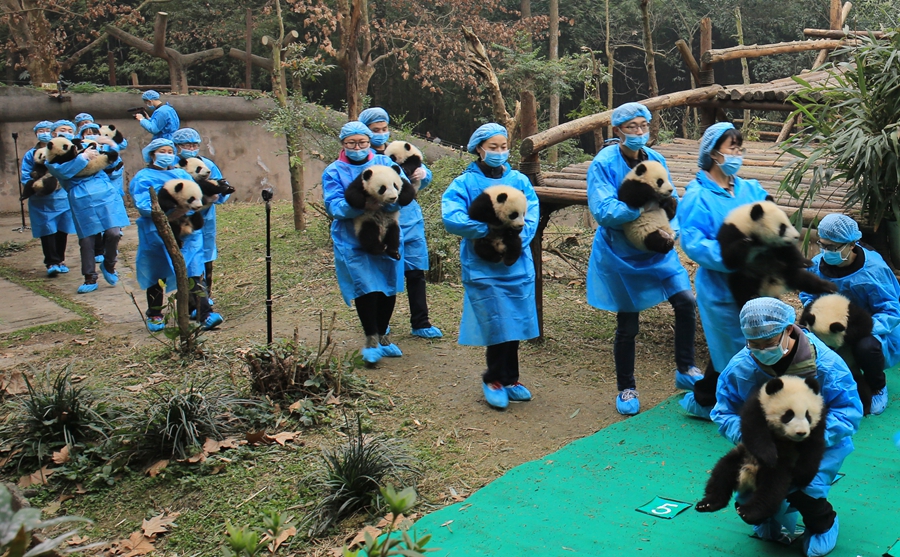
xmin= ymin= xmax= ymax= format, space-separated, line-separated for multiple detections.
xmin=0 ymin=87 xmax=335 ymax=213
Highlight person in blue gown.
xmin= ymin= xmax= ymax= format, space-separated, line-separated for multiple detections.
xmin=585 ymin=102 xmax=699 ymax=416
xmin=44 ymin=120 xmax=128 ymax=294
xmin=135 ymin=90 xmax=180 ymax=140
xmin=359 ymin=107 xmax=442 ymax=339
xmin=323 ymin=121 xmax=406 ymax=365
xmin=129 ymin=139 xmax=224 ymax=332
xmin=712 ymin=298 xmax=861 ymax=557
xmin=441 ymin=123 xmax=539 ymax=410
xmin=173 ymin=127 xmax=229 ymax=304
xmin=799 ymin=213 xmax=898 ymax=415
xmin=677 ymin=122 xmax=771 ymax=418
xmin=21 ymin=120 xmax=75 ymax=277
xmin=74 ymin=113 xmax=93 ymax=137
xmin=79 ymin=122 xmax=127 ymax=264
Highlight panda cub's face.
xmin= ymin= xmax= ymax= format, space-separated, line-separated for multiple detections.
xmin=384 ymin=141 xmax=423 ymax=165
xmin=34 ymin=148 xmax=48 ymax=165
xmin=162 ymin=179 xmax=204 ymax=210
xmin=361 ymin=165 xmax=404 ymax=204
xmin=630 ymin=161 xmax=673 ymax=197
xmin=45 ymin=138 xmax=74 ymax=160
xmin=732 ymin=201 xmax=800 ymax=246
xmin=759 ymin=376 xmax=823 ymax=442
xmin=485 ymin=185 xmax=527 ymax=231
xmin=178 ymin=157 xmax=211 ymax=181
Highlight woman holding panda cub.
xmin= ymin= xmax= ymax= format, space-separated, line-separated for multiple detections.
xmin=129 ymin=139 xmax=223 ymax=332
xmin=441 ymin=123 xmax=540 ymax=410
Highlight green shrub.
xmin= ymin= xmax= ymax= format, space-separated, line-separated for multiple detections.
xmin=0 ymin=484 xmax=92 ymax=557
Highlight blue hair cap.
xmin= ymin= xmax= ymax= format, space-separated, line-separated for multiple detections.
xmin=740 ymin=297 xmax=796 ymax=340
xmin=358 ymin=107 xmax=390 ymax=127
xmin=52 ymin=120 xmax=76 ymax=131
xmin=74 ymin=113 xmax=94 ymax=124
xmin=698 ymin=122 xmax=736 ymax=169
xmin=467 ymin=123 xmax=508 ymax=154
xmin=33 ymin=121 xmax=54 ymax=132
xmin=340 ymin=121 xmax=373 ymax=141
xmin=142 ymin=138 xmax=175 ymax=164
xmin=612 ymin=103 xmax=652 ymax=127
xmin=817 ymin=213 xmax=862 ymax=244
xmin=142 ymin=90 xmax=161 ymax=101
xmin=172 ymin=128 xmax=202 ymax=145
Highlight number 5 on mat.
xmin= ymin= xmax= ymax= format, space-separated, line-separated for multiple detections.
xmin=636 ymin=496 xmax=693 ymax=519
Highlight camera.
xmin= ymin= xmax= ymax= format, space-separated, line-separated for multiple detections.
xmin=261 ymin=188 xmax=274 ymax=202
xmin=11 ymin=133 xmax=18 ymax=140
xmin=127 ymin=107 xmax=149 ymax=118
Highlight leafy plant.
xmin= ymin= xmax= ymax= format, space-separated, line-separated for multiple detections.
xmin=149 ymin=279 xmax=207 ymax=352
xmin=0 ymin=484 xmax=92 ymax=557
xmin=343 ymin=485 xmax=435 ymax=557
xmin=303 ymin=415 xmax=420 ymax=537
xmin=221 ymin=509 xmax=296 ymax=557
xmin=221 ymin=522 xmax=266 ymax=557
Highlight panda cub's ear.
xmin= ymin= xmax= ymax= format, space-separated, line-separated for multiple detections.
xmin=634 ymin=163 xmax=648 ymax=176
xmin=173 ymin=182 xmax=185 ymax=192
xmin=362 ymin=168 xmax=374 ymax=181
xmin=390 ymin=164 xmax=403 ymax=176
xmin=750 ymin=203 xmax=766 ymax=221
xmin=803 ymin=376 xmax=821 ymax=395
xmin=177 ymin=159 xmax=188 ymax=168
xmin=496 ymin=192 xmax=509 ymax=203
xmin=764 ymin=377 xmax=785 ymax=395
xmin=829 ymin=322 xmax=846 ymax=333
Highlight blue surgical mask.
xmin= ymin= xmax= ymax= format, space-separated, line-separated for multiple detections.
xmin=345 ymin=148 xmax=369 ymax=162
xmin=623 ymin=133 xmax=649 ymax=151
xmin=822 ymin=246 xmax=850 ymax=265
xmin=83 ymin=135 xmax=99 ymax=141
xmin=371 ymin=132 xmax=390 ymax=147
xmin=154 ymin=153 xmax=176 ymax=168
xmin=146 ymin=104 xmax=156 ymax=112
xmin=482 ymin=150 xmax=509 ymax=168
xmin=719 ymin=154 xmax=743 ymax=176
xmin=56 ymin=132 xmax=74 ymax=140
xmin=37 ymin=132 xmax=52 ymax=143
xmin=180 ymin=149 xmax=199 ymax=159
xmin=750 ymin=332 xmax=788 ymax=365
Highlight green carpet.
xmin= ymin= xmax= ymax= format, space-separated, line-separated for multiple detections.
xmin=409 ymin=373 xmax=900 ymax=557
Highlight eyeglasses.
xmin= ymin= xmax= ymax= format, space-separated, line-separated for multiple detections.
xmin=747 ymin=330 xmax=786 ymax=350
xmin=816 ymin=241 xmax=848 ymax=252
xmin=621 ymin=123 xmax=650 ymax=133
xmin=342 ymin=140 xmax=370 ymax=148
xmin=715 ymin=147 xmax=747 ymax=157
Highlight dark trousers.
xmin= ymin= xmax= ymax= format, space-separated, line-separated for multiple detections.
xmin=146 ymin=276 xmax=211 ymax=321
xmin=205 ymin=261 xmax=214 ymax=296
xmin=354 ymin=292 xmax=396 ymax=337
xmin=852 ymin=335 xmax=887 ymax=391
xmin=39 ymin=231 xmax=68 ymax=267
xmin=93 ymin=232 xmax=105 ymax=257
xmin=405 ymin=270 xmax=431 ymax=329
xmin=79 ymin=227 xmax=121 ymax=280
xmin=614 ymin=289 xmax=696 ymax=391
xmin=483 ymin=340 xmax=520 ymax=386
xmin=786 ymin=491 xmax=836 ymax=534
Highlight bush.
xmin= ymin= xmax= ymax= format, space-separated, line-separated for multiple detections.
xmin=0 ymin=484 xmax=92 ymax=557
xmin=419 ymin=156 xmax=470 ymax=283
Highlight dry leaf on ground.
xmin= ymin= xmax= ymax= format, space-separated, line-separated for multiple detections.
xmin=52 ymin=445 xmax=70 ymax=464
xmin=267 ymin=432 xmax=299 ymax=446
xmin=348 ymin=526 xmax=382 ymax=549
xmin=142 ymin=513 xmax=177 ymax=538
xmin=146 ymin=460 xmax=168 ymax=477
xmin=0 ymin=371 xmax=28 ymax=395
xmin=123 ymin=384 xmax=144 ymax=393
xmin=325 ymin=393 xmax=340 ymax=405
xmin=67 ymin=535 xmax=89 ymax=546
xmin=245 ymin=431 xmax=268 ymax=444
xmin=0 ymin=449 xmax=22 ymax=468
xmin=120 ymin=532 xmax=155 ymax=557
xmin=18 ymin=466 xmax=54 ymax=488
xmin=267 ymin=526 xmax=296 ymax=553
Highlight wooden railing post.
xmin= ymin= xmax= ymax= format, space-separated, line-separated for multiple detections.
xmin=698 ymin=17 xmax=717 ymax=133
xmin=519 ymin=91 xmax=547 ymax=342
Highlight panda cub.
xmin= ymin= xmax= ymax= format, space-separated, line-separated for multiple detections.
xmin=157 ymin=179 xmax=205 ymax=248
xmin=717 ymin=201 xmax=835 ymax=308
xmin=21 ymin=148 xmax=60 ymax=200
xmin=344 ymin=164 xmax=416 ymax=260
xmin=696 ymin=376 xmax=826 ymax=525
xmin=468 ymin=185 xmax=528 ymax=266
xmin=799 ymin=293 xmax=875 ymax=414
xmin=177 ymin=157 xmax=236 ymax=204
xmin=98 ymin=125 xmax=125 ymax=145
xmin=617 ymin=161 xmax=677 ymax=253
xmin=44 ymin=137 xmax=119 ymax=178
xmin=384 ymin=141 xmax=424 ymax=189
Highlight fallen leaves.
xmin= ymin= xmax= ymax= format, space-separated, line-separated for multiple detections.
xmin=18 ymin=466 xmax=54 ymax=488
xmin=73 ymin=338 xmax=95 ymax=345
xmin=109 ymin=513 xmax=178 ymax=557
xmin=0 ymin=371 xmax=28 ymax=396
xmin=141 ymin=514 xmax=177 ymax=537
xmin=52 ymin=445 xmax=71 ymax=464
xmin=146 ymin=460 xmax=168 ymax=477
xmin=118 ymin=531 xmax=155 ymax=557
xmin=265 ymin=526 xmax=296 ymax=553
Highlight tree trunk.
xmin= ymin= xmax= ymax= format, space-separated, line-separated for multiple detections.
xmin=345 ymin=0 xmax=363 ymax=119
xmin=639 ymin=0 xmax=659 ymax=142
xmin=521 ymin=0 xmax=532 ymax=50
xmin=2 ymin=0 xmax=59 ymax=84
xmin=548 ymin=0 xmax=559 ymax=163
xmin=604 ymin=0 xmax=614 ymax=138
xmin=462 ymin=26 xmax=515 ymax=135
xmin=735 ymin=7 xmax=751 ymax=131
xmin=287 ymin=138 xmax=306 ymax=231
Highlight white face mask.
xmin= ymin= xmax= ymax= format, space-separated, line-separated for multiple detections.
xmin=749 ymin=330 xmax=789 ymax=365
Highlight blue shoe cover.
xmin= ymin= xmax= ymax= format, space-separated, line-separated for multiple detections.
xmin=384 ymin=325 xmax=391 ymax=335
xmin=202 ymin=313 xmax=224 ymax=330
xmin=411 ymin=326 xmax=443 ymax=339
xmin=680 ymin=392 xmax=712 ymax=420
xmin=95 ymin=255 xmax=104 ymax=263
xmin=58 ymin=264 xmax=69 ymax=273
xmin=505 ymin=382 xmax=532 ymax=401
xmin=46 ymin=265 xmax=60 ymax=277
xmin=483 ymin=382 xmax=509 ymax=409
xmin=616 ymin=389 xmax=640 ymax=415
xmin=147 ymin=317 xmax=165 ymax=332
xmin=361 ymin=346 xmax=382 ymax=365
xmin=752 ymin=502 xmax=801 ymax=545
xmin=675 ymin=366 xmax=704 ymax=390
xmin=379 ymin=343 xmax=403 ymax=357
xmin=101 ymin=265 xmax=118 ymax=286
xmin=77 ymin=283 xmax=98 ymax=294
xmin=804 ymin=516 xmax=839 ymax=557
xmin=871 ymin=386 xmax=888 ymax=415
xmin=190 ymin=309 xmax=197 ymax=320
xmin=208 ymin=298 xmax=215 ymax=307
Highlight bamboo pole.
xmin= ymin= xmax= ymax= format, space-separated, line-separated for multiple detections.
xmin=702 ymin=39 xmax=851 ymax=65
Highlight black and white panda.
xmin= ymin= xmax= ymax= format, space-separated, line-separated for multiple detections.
xmin=98 ymin=124 xmax=125 ymax=145
xmin=696 ymin=376 xmax=826 ymax=525
xmin=617 ymin=160 xmax=677 ymax=253
xmin=177 ymin=157 xmax=236 ymax=204
xmin=45 ymin=137 xmax=119 ymax=178
xmin=799 ymin=293 xmax=875 ymax=414
xmin=21 ymin=148 xmax=60 ymax=199
xmin=157 ymin=179 xmax=205 ymax=248
xmin=384 ymin=141 xmax=424 ymax=187
xmin=344 ymin=164 xmax=416 ymax=260
xmin=717 ymin=201 xmax=836 ymax=308
xmin=468 ymin=185 xmax=528 ymax=266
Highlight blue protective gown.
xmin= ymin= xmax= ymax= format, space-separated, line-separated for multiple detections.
xmin=130 ymin=167 xmax=206 ymax=291
xmin=711 ymin=331 xmax=862 ymax=499
xmin=195 ymin=156 xmax=230 ymax=263
xmin=322 ymin=153 xmax=405 ymax=305
xmin=586 ymin=146 xmax=691 ymax=313
xmin=140 ymin=104 xmax=180 ymax=140
xmin=45 ymin=154 xmax=129 ymax=239
xmin=106 ymin=138 xmax=128 ymax=196
xmin=799 ymin=247 xmax=900 ymax=367
xmin=400 ymin=165 xmax=433 ymax=272
xmin=442 ymin=162 xmax=540 ymax=346
xmin=680 ymin=172 xmax=770 ymax=371
xmin=21 ymin=146 xmax=76 ymax=239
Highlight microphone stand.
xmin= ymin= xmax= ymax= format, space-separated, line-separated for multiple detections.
xmin=262 ymin=188 xmax=274 ymax=345
xmin=11 ymin=133 xmax=29 ymax=233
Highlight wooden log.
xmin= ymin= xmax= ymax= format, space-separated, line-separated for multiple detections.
xmin=519 ymin=90 xmax=545 ymax=340
xmin=520 ymin=84 xmax=723 ymax=157
xmin=228 ymin=48 xmax=274 ymax=72
xmin=733 ymin=118 xmax=790 ymax=127
xmin=812 ymin=0 xmax=846 ymax=68
xmin=692 ymin=100 xmax=795 ymax=111
xmin=702 ymin=39 xmax=850 ymax=64
xmin=804 ymin=28 xmax=886 ymax=39
xmin=699 ymin=18 xmax=712 ymax=72
xmin=675 ymin=39 xmax=701 ymax=85
xmin=148 ymin=185 xmax=192 ymax=351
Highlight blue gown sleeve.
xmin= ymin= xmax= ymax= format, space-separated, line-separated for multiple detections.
xmin=587 ymin=158 xmax=642 ymax=227
xmin=322 ymin=164 xmax=363 ymax=220
xmin=520 ymin=176 xmax=540 ymax=245
xmin=442 ymin=175 xmax=489 ymax=239
xmin=130 ymin=172 xmax=155 ymax=218
xmin=21 ymin=149 xmax=35 ymax=186
xmin=419 ymin=164 xmax=433 ymax=191
xmin=140 ymin=111 xmax=165 ymax=135
xmin=202 ymin=158 xmax=230 ymax=204
xmin=818 ymin=349 xmax=863 ymax=446
xmin=710 ymin=362 xmax=748 ymax=445
xmin=863 ymin=266 xmax=900 ymax=337
xmin=45 ymin=155 xmax=91 ymax=180
xmin=118 ymin=138 xmax=128 ymax=151
xmin=680 ymin=193 xmax=731 ymax=273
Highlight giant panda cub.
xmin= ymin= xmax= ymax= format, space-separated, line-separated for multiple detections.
xmin=157 ymin=179 xmax=205 ymax=248
xmin=44 ymin=137 xmax=119 ymax=178
xmin=344 ymin=164 xmax=416 ymax=260
xmin=98 ymin=124 xmax=125 ymax=145
xmin=21 ymin=148 xmax=60 ymax=200
xmin=799 ymin=293 xmax=875 ymax=414
xmin=696 ymin=376 xmax=826 ymax=525
xmin=384 ymin=141 xmax=424 ymax=190
xmin=468 ymin=185 xmax=528 ymax=266
xmin=617 ymin=161 xmax=677 ymax=253
xmin=177 ymin=157 xmax=236 ymax=204
xmin=717 ymin=201 xmax=836 ymax=308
